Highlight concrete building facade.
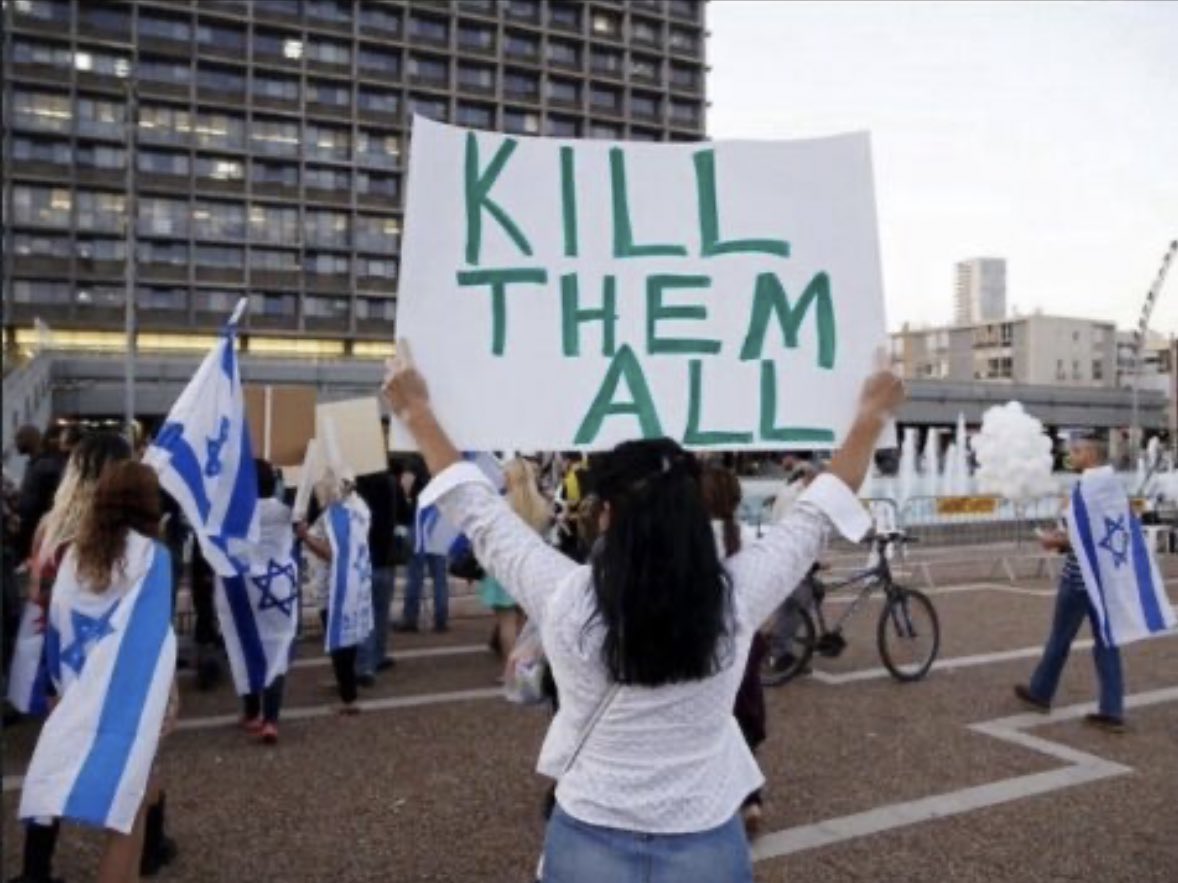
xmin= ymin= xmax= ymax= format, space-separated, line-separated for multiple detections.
xmin=953 ymin=257 xmax=1006 ymax=325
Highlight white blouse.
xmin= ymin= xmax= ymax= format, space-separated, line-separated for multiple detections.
xmin=421 ymin=463 xmax=871 ymax=834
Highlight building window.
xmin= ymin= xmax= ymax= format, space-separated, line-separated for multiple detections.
xmin=72 ymin=49 xmax=131 ymax=78
xmin=359 ymin=3 xmax=401 ymax=34
xmin=409 ymin=55 xmax=450 ymax=85
xmin=355 ymin=215 xmax=400 ymax=252
xmin=139 ymin=149 xmax=189 ymax=176
xmin=590 ymin=49 xmax=623 ymax=76
xmin=138 ymin=197 xmax=188 ymax=237
xmin=76 ymin=143 xmax=127 ymax=170
xmin=590 ymin=86 xmax=621 ymax=113
xmin=631 ymin=55 xmax=660 ymax=82
xmin=192 ymin=202 xmax=246 ymax=240
xmin=357 ymin=298 xmax=396 ymax=321
xmin=13 ymin=91 xmax=73 ymax=134
xmin=457 ymin=63 xmax=495 ymax=90
xmin=195 ymin=290 xmax=244 ymax=313
xmin=251 ymin=249 xmax=300 ymax=271
xmin=630 ymin=127 xmax=661 ymax=142
xmin=76 ymin=191 xmax=130 ymax=232
xmin=456 ymin=103 xmax=494 ymax=128
xmin=408 ymin=96 xmax=448 ymax=121
xmin=249 ymin=293 xmax=297 ymax=317
xmin=1092 ymin=360 xmax=1103 ymax=380
xmin=305 ymin=0 xmax=352 ymax=24
xmin=358 ymin=87 xmax=399 ymax=115
xmin=307 ymin=81 xmax=351 ymax=108
xmin=139 ymin=288 xmax=187 ymax=311
xmin=589 ymin=122 xmax=622 ymax=140
xmin=506 ymin=0 xmax=539 ymax=21
xmin=195 ymin=156 xmax=245 ymax=181
xmin=357 ymin=257 xmax=398 ymax=279
xmin=547 ymin=40 xmax=580 ymax=68
xmin=409 ymin=15 xmax=449 ymax=43
xmin=305 ymin=125 xmax=351 ymax=162
xmin=305 ymin=166 xmax=351 ymax=191
xmin=503 ymin=108 xmax=540 ymax=135
xmin=549 ymin=3 xmax=581 ymax=30
xmin=138 ymin=104 xmax=191 ymax=145
xmin=13 ymin=40 xmax=74 ymax=71
xmin=504 ymin=70 xmax=539 ymax=99
xmin=253 ymin=74 xmax=300 ymax=102
xmin=199 ymin=65 xmax=246 ymax=96
xmin=591 ymin=12 xmax=620 ymax=36
xmin=669 ymin=63 xmax=700 ymax=90
xmin=75 ymin=286 xmax=124 ymax=309
xmin=12 ymin=186 xmax=71 ymax=227
xmin=13 ymin=233 xmax=72 ymax=259
xmin=356 ymin=171 xmax=400 ymax=200
xmin=305 ymin=252 xmax=350 ymax=275
xmin=12 ymin=136 xmax=71 ymax=166
xmin=13 ymin=281 xmax=71 ymax=305
xmin=546 ymin=78 xmax=580 ymax=105
xmin=251 ymin=118 xmax=300 ymax=156
xmin=669 ymin=26 xmax=699 ymax=53
xmin=194 ymin=112 xmax=244 ymax=150
xmin=457 ymin=23 xmax=495 ymax=50
xmin=306 ymin=39 xmax=351 ymax=66
xmin=631 ymin=93 xmax=661 ymax=119
xmin=631 ymin=19 xmax=660 ymax=45
xmin=356 ymin=130 xmax=401 ymax=168
xmin=252 ymin=160 xmax=299 ymax=189
xmin=504 ymin=32 xmax=539 ymax=58
xmin=138 ymin=15 xmax=192 ymax=43
xmin=76 ymin=238 xmax=126 ymax=261
xmin=670 ymin=0 xmax=699 ymax=20
xmin=196 ymin=23 xmax=245 ymax=52
xmin=249 ymin=205 xmax=299 ymax=244
xmin=195 ymin=244 xmax=245 ymax=267
xmin=12 ymin=0 xmax=70 ymax=24
xmin=546 ymin=116 xmax=580 ymax=137
xmin=669 ymin=100 xmax=699 ymax=125
xmin=305 ymin=211 xmax=351 ymax=248
xmin=304 ymin=297 xmax=350 ymax=319
xmin=358 ymin=46 xmax=400 ymax=75
xmin=456 ymin=0 xmax=496 ymax=12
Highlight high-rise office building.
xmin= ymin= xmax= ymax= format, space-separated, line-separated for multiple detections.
xmin=953 ymin=257 xmax=1006 ymax=325
xmin=2 ymin=0 xmax=708 ymax=357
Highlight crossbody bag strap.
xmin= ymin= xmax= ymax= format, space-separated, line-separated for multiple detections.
xmin=561 ymin=683 xmax=621 ymax=778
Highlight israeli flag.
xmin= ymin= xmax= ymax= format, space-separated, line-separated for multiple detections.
xmin=144 ymin=299 xmax=258 ymax=577
xmin=20 ymin=534 xmax=176 ymax=834
xmin=6 ymin=602 xmax=50 ymax=715
xmin=416 ymin=452 xmax=505 ymax=556
xmin=324 ymin=496 xmax=374 ymax=652
xmin=215 ymin=498 xmax=299 ymax=696
xmin=1067 ymin=465 xmax=1177 ymax=648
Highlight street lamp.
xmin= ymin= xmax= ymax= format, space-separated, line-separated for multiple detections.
xmin=124 ymin=79 xmax=138 ymax=446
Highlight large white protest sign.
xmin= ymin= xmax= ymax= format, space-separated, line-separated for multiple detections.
xmin=393 ymin=117 xmax=887 ymax=451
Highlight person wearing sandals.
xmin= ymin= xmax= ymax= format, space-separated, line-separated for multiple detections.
xmin=296 ymin=472 xmax=374 ymax=716
xmin=384 ymin=341 xmax=904 ymax=882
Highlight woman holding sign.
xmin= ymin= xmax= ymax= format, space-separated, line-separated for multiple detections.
xmin=384 ymin=341 xmax=903 ymax=882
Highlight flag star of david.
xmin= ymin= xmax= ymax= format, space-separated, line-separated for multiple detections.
xmin=353 ymin=546 xmax=372 ymax=584
xmin=253 ymin=559 xmax=298 ymax=617
xmin=205 ymin=416 xmax=231 ymax=478
xmin=1097 ymin=515 xmax=1130 ymax=569
xmin=61 ymin=602 xmax=121 ymax=675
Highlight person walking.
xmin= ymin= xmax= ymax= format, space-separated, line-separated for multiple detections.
xmin=396 ymin=458 xmax=450 ymax=634
xmin=356 ymin=463 xmax=400 ymax=682
xmin=384 ymin=342 xmax=903 ymax=882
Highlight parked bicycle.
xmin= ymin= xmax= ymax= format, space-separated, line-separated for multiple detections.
xmin=760 ymin=532 xmax=940 ymax=685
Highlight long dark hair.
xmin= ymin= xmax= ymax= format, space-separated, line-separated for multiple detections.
xmin=75 ymin=461 xmax=161 ymax=593
xmin=588 ymin=439 xmax=733 ymax=686
xmin=700 ymin=464 xmax=743 ymax=559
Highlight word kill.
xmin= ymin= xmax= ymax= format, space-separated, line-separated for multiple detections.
xmin=457 ymin=131 xmax=837 ymax=447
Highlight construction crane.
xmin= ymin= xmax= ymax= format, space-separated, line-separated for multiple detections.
xmin=1130 ymin=239 xmax=1178 ymax=452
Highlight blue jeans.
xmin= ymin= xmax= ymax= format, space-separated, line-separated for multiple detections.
xmin=541 ymin=805 xmax=752 ymax=883
xmin=1029 ymin=570 xmax=1124 ymax=718
xmin=403 ymin=553 xmax=449 ymax=630
xmin=358 ymin=566 xmax=395 ymax=676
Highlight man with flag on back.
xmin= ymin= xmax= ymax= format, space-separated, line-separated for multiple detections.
xmin=1016 ymin=433 xmax=1177 ymax=731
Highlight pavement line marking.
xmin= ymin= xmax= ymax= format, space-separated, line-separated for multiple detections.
xmin=176 ymin=643 xmax=487 ymax=677
xmin=752 ymin=686 xmax=1178 ymax=863
xmin=809 ymin=629 xmax=1178 ymax=685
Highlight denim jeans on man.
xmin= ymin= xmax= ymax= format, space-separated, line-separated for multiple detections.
xmin=1028 ymin=562 xmax=1124 ymax=718
xmin=540 ymin=805 xmax=752 ymax=883
xmin=403 ymin=551 xmax=449 ymax=630
xmin=358 ymin=565 xmax=395 ymax=676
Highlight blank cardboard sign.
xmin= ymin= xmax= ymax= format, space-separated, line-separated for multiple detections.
xmin=244 ymin=385 xmax=317 ymax=466
xmin=315 ymin=397 xmax=387 ymax=477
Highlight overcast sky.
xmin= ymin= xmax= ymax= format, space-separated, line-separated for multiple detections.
xmin=707 ymin=0 xmax=1178 ymax=334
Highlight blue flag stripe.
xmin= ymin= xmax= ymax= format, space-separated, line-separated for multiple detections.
xmin=222 ymin=574 xmax=269 ymax=693
xmin=219 ymin=420 xmax=258 ymax=542
xmin=153 ymin=424 xmax=212 ymax=524
xmin=1072 ymin=487 xmax=1115 ymax=647
xmin=1129 ymin=517 xmax=1167 ymax=632
xmin=63 ymin=544 xmax=172 ymax=826
xmin=328 ymin=505 xmax=351 ymax=651
xmin=45 ymin=621 xmax=61 ymax=689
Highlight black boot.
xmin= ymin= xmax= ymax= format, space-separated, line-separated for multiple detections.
xmin=139 ymin=794 xmax=179 ymax=877
xmin=10 ymin=818 xmax=63 ymax=883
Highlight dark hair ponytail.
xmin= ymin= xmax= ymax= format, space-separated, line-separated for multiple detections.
xmin=588 ymin=439 xmax=733 ymax=687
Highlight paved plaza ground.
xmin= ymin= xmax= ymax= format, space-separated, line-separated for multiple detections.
xmin=3 ymin=565 xmax=1177 ymax=882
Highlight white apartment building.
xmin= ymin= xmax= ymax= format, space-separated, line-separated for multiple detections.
xmin=954 ymin=258 xmax=1007 ymax=325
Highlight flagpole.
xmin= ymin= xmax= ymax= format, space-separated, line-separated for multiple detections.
xmin=124 ymin=79 xmax=138 ymax=446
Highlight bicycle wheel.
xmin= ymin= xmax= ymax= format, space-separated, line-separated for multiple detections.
xmin=877 ymin=587 xmax=940 ymax=682
xmin=760 ymin=605 xmax=816 ymax=687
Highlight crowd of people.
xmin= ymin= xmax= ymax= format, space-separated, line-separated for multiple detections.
xmin=1 ymin=354 xmax=1161 ymax=883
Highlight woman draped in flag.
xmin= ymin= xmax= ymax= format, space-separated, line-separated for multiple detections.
xmin=296 ymin=472 xmax=374 ymax=715
xmin=19 ymin=461 xmax=179 ymax=883
xmin=217 ymin=458 xmax=298 ymax=745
